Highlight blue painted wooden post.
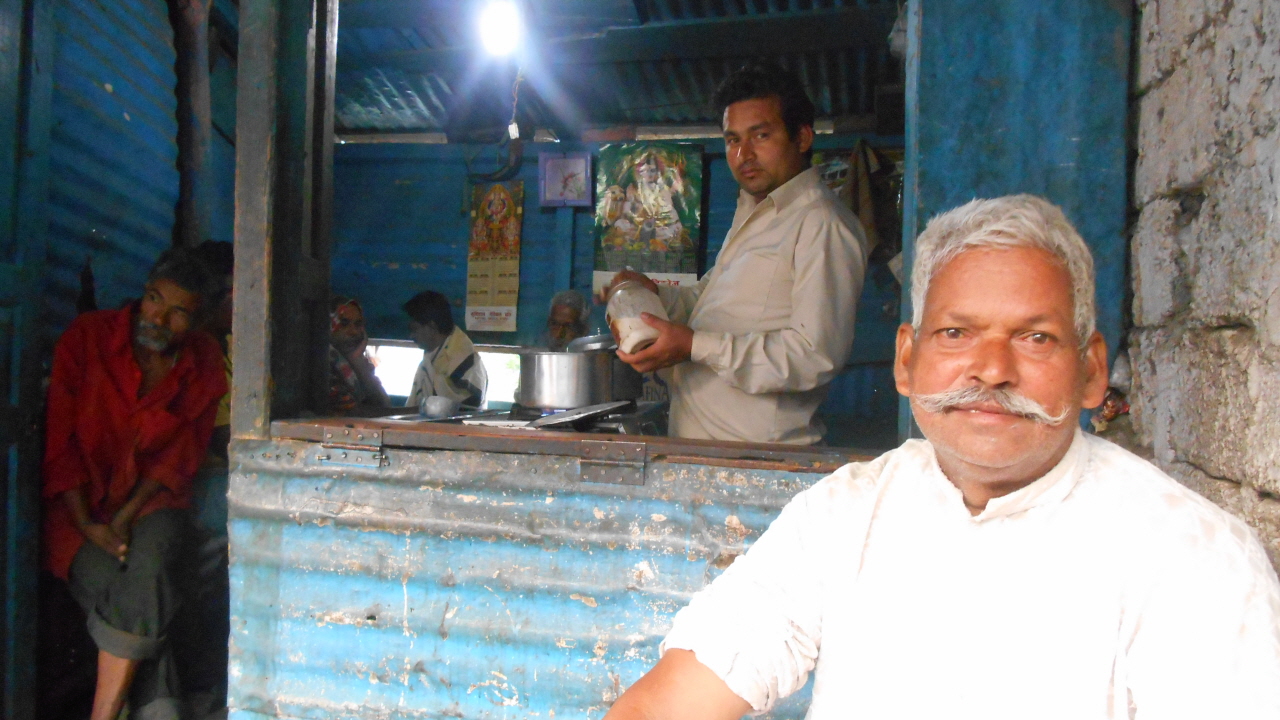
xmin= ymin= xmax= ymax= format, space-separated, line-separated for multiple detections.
xmin=0 ymin=0 xmax=53 ymax=717
xmin=900 ymin=0 xmax=1133 ymax=440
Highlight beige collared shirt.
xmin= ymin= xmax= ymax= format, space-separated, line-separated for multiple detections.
xmin=661 ymin=431 xmax=1280 ymax=718
xmin=658 ymin=167 xmax=868 ymax=444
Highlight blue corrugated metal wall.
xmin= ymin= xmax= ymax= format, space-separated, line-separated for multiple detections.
xmin=43 ymin=0 xmax=179 ymax=336
xmin=228 ymin=439 xmax=830 ymax=719
xmin=333 ymin=136 xmax=903 ymax=444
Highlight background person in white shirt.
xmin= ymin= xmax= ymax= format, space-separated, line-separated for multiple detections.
xmin=604 ymin=195 xmax=1280 ymax=720
xmin=403 ymin=290 xmax=487 ymax=409
xmin=610 ymin=62 xmax=868 ymax=444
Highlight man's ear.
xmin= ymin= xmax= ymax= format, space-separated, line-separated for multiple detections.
xmin=1080 ymin=331 xmax=1109 ymax=409
xmin=894 ymin=323 xmax=915 ymax=397
xmin=796 ymin=124 xmax=815 ymax=155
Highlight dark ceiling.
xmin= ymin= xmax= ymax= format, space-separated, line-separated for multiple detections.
xmin=335 ymin=0 xmax=902 ymax=141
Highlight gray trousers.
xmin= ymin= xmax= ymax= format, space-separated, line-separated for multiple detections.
xmin=68 ymin=508 xmax=191 ymax=720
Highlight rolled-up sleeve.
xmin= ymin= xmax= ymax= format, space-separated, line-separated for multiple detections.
xmin=657 ymin=276 xmax=708 ymax=325
xmin=660 ymin=493 xmax=825 ymax=713
xmin=689 ymin=211 xmax=866 ymax=394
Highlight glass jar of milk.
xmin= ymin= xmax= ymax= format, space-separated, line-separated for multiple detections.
xmin=605 ymin=279 xmax=669 ymax=354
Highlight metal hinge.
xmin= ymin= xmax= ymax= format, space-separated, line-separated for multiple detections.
xmin=316 ymin=427 xmax=388 ymax=468
xmin=579 ymin=440 xmax=646 ymax=486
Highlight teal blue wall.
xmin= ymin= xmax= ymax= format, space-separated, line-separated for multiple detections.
xmin=900 ymin=0 xmax=1133 ymax=437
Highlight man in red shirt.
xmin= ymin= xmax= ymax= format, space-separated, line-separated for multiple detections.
xmin=43 ymin=248 xmax=227 ymax=720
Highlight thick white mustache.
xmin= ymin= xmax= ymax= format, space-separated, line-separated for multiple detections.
xmin=912 ymin=385 xmax=1071 ymax=426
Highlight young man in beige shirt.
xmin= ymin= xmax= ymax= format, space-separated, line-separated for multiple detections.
xmin=612 ymin=62 xmax=868 ymax=445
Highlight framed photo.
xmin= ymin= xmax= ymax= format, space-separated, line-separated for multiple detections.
xmin=539 ymin=152 xmax=593 ymax=207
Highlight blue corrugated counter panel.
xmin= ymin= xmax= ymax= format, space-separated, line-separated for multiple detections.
xmin=227 ymin=439 xmax=839 ymax=718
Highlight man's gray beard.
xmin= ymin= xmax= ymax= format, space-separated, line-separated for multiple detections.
xmin=134 ymin=318 xmax=173 ymax=352
xmin=912 ymin=385 xmax=1071 ymax=426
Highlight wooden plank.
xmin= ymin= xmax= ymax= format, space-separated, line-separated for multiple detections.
xmin=310 ymin=0 xmax=338 ymax=409
xmin=269 ymin=417 xmax=874 ymax=472
xmin=233 ymin=0 xmax=337 ymax=438
xmin=231 ymin=0 xmax=280 ymax=440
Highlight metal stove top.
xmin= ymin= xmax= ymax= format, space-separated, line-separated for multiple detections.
xmin=461 ymin=400 xmax=668 ymax=435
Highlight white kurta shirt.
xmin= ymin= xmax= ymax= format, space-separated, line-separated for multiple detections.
xmin=657 ymin=167 xmax=867 ymax=444
xmin=661 ymin=431 xmax=1280 ymax=719
xmin=406 ymin=326 xmax=487 ymax=408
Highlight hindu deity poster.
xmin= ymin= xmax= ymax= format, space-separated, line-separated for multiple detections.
xmin=466 ymin=180 xmax=523 ymax=332
xmin=592 ymin=143 xmax=702 ymax=294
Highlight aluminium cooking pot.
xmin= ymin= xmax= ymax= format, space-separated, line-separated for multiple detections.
xmin=514 ymin=347 xmax=642 ymax=410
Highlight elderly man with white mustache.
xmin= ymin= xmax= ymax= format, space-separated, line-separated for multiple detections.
xmin=604 ymin=195 xmax=1280 ymax=720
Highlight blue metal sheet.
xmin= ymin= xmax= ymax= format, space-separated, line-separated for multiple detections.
xmin=899 ymin=0 xmax=1132 ymax=438
xmin=42 ymin=0 xmax=178 ymax=337
xmin=228 ymin=439 xmax=832 ymax=718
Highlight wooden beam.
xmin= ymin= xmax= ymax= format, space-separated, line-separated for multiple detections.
xmin=231 ymin=0 xmax=280 ymax=440
xmin=232 ymin=0 xmax=338 ymax=439
xmin=335 ymin=131 xmax=449 ymax=144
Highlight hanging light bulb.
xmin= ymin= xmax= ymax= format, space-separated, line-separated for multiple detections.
xmin=479 ymin=1 xmax=522 ymax=57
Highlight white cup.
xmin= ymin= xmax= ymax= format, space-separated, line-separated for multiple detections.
xmin=421 ymin=395 xmax=460 ymax=419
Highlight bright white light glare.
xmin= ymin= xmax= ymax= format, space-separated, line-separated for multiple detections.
xmin=479 ymin=1 xmax=522 ymax=57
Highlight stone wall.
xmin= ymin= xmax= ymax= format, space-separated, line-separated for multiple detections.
xmin=1131 ymin=0 xmax=1280 ymax=569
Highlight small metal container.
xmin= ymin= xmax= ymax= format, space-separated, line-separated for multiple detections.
xmin=514 ymin=349 xmax=642 ymax=410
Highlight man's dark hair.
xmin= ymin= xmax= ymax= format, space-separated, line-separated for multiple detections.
xmin=147 ymin=247 xmax=216 ymax=308
xmin=194 ymin=240 xmax=234 ymax=306
xmin=194 ymin=240 xmax=234 ymax=280
xmin=712 ymin=61 xmax=816 ymax=143
xmin=403 ymin=290 xmax=455 ymax=335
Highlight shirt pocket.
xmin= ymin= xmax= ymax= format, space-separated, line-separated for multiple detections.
xmin=745 ymin=239 xmax=795 ymax=328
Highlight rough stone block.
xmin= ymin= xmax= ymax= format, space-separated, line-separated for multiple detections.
xmin=1177 ymin=147 xmax=1280 ymax=331
xmin=1135 ymin=0 xmax=1220 ymax=90
xmin=1134 ymin=0 xmax=1280 ymax=202
xmin=1131 ymin=198 xmax=1182 ymax=326
xmin=1134 ymin=51 xmax=1223 ymax=201
xmin=1165 ymin=329 xmax=1280 ymax=495
xmin=1241 ymin=485 xmax=1280 ymax=571
xmin=1127 ymin=327 xmax=1175 ymax=458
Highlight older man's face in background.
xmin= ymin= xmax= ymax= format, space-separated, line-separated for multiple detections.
xmin=547 ymin=304 xmax=585 ymax=351
xmin=894 ymin=246 xmax=1108 ymax=485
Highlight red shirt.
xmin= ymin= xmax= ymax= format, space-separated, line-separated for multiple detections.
xmin=41 ymin=307 xmax=227 ymax=579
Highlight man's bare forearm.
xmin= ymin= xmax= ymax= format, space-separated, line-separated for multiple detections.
xmin=604 ymin=650 xmax=751 ymax=720
xmin=61 ymin=487 xmax=93 ymax=530
xmin=111 ymin=479 xmax=165 ymax=530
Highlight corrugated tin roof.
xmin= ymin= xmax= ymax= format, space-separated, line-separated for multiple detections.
xmin=335 ymin=0 xmax=899 ymax=138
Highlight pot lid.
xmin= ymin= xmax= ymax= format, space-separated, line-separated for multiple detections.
xmin=527 ymin=400 xmax=634 ymax=429
xmin=566 ymin=333 xmax=616 ymax=352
